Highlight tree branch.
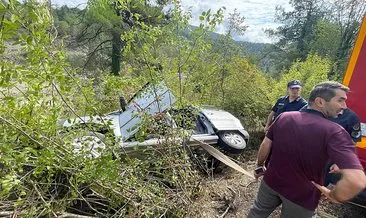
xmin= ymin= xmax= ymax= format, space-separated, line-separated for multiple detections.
xmin=82 ymin=39 xmax=111 ymax=71
xmin=57 ymin=212 xmax=98 ymax=218
xmin=0 ymin=115 xmax=43 ymax=147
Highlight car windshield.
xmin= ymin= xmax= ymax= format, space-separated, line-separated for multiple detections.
xmin=119 ymin=82 xmax=177 ymax=141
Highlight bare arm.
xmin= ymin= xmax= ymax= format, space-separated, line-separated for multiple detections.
xmin=256 ymin=136 xmax=272 ymax=167
xmin=330 ymin=169 xmax=366 ymax=202
xmin=264 ymin=111 xmax=275 ymax=132
xmin=313 ymin=169 xmax=366 ymax=202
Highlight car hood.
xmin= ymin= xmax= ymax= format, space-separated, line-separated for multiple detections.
xmin=201 ymin=108 xmax=244 ymax=131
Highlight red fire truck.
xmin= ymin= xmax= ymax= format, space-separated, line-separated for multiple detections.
xmin=343 ymin=14 xmax=366 ymax=168
xmin=342 ymin=14 xmax=366 ymax=204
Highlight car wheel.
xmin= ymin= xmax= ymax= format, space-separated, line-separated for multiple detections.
xmin=217 ymin=131 xmax=246 ymax=154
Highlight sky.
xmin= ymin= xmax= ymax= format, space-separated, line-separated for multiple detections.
xmin=52 ymin=0 xmax=292 ymax=43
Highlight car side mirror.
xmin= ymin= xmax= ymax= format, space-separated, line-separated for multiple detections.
xmin=119 ymin=96 xmax=127 ymax=112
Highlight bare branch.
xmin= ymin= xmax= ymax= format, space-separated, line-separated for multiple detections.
xmin=57 ymin=212 xmax=98 ymax=218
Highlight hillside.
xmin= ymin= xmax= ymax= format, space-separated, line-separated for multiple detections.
xmin=188 ymin=25 xmax=268 ymax=54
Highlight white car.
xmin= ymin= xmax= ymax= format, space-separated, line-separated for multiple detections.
xmin=59 ymin=82 xmax=249 ymax=157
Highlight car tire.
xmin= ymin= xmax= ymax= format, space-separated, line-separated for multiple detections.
xmin=217 ymin=131 xmax=246 ymax=154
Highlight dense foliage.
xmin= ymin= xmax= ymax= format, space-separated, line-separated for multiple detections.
xmin=0 ymin=0 xmax=364 ymax=216
xmin=0 ymin=1 xmax=198 ymax=216
xmin=266 ymin=0 xmax=365 ymax=78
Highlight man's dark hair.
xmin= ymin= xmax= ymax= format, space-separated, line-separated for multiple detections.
xmin=308 ymin=81 xmax=349 ymax=104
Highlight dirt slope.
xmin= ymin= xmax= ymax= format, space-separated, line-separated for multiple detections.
xmin=190 ymin=150 xmax=366 ymax=218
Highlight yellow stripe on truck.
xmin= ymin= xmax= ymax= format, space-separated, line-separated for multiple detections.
xmin=343 ymin=15 xmax=366 ymax=86
xmin=357 ymin=137 xmax=366 ymax=148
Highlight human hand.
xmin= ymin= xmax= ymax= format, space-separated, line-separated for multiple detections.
xmin=254 ymin=171 xmax=264 ymax=181
xmin=254 ymin=166 xmax=266 ymax=181
xmin=329 ymin=164 xmax=340 ymax=174
xmin=263 ymin=126 xmax=269 ymax=133
xmin=311 ymin=181 xmax=339 ymax=203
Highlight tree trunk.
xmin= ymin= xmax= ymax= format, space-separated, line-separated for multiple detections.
xmin=111 ymin=31 xmax=122 ymax=75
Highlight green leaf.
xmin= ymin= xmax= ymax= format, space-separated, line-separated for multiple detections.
xmin=2 ymin=19 xmax=20 ymax=29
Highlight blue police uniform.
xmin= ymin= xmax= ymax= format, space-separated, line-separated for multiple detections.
xmin=325 ymin=108 xmax=361 ymax=185
xmin=330 ymin=108 xmax=361 ymax=142
xmin=272 ymin=96 xmax=308 ymax=119
xmin=265 ymin=96 xmax=307 ymax=167
xmin=265 ymin=80 xmax=307 ymax=168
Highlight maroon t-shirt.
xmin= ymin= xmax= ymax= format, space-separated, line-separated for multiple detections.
xmin=263 ymin=109 xmax=362 ymax=210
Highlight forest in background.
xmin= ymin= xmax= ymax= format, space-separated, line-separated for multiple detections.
xmin=0 ymin=0 xmax=365 ymax=216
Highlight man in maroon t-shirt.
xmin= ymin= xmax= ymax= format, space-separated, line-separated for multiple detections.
xmin=248 ymin=81 xmax=366 ymax=218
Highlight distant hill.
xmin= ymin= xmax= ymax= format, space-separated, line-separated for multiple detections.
xmin=236 ymin=41 xmax=268 ymax=55
xmin=187 ymin=25 xmax=268 ymax=55
xmin=187 ymin=25 xmax=273 ymax=73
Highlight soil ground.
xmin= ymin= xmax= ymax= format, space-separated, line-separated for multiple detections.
xmin=190 ymin=150 xmax=366 ymax=218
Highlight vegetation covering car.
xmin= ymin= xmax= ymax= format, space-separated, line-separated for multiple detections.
xmin=58 ymin=82 xmax=249 ymax=158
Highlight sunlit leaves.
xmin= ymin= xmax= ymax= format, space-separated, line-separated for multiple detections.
xmin=198 ymin=7 xmax=225 ymax=31
xmin=273 ymin=53 xmax=330 ymax=100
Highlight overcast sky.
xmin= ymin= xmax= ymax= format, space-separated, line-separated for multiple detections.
xmin=52 ymin=0 xmax=292 ymax=43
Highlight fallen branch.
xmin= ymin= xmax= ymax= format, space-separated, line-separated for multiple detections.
xmin=0 ymin=211 xmax=13 ymax=217
xmin=216 ymin=186 xmax=238 ymax=218
xmin=243 ymin=180 xmax=257 ymax=197
xmin=158 ymin=209 xmax=168 ymax=218
xmin=57 ymin=212 xmax=98 ymax=218
xmin=30 ymin=180 xmax=57 ymax=217
xmin=217 ymin=204 xmax=231 ymax=218
xmin=193 ymin=138 xmax=255 ymax=179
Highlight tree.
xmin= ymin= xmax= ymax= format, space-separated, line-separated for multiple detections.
xmin=52 ymin=5 xmax=84 ymax=37
xmin=273 ymin=0 xmax=326 ymax=63
xmin=274 ymin=53 xmax=330 ymax=100
xmin=220 ymin=58 xmax=272 ymax=130
xmin=309 ymin=19 xmax=341 ymax=58
xmin=265 ymin=0 xmax=365 ymax=79
xmin=212 ymin=9 xmax=248 ymax=107
xmin=74 ymin=0 xmax=169 ymax=75
xmin=328 ymin=0 xmax=366 ymax=78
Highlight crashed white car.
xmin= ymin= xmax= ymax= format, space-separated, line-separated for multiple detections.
xmin=59 ymin=82 xmax=249 ymax=157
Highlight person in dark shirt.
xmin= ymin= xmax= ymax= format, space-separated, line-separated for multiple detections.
xmin=264 ymin=80 xmax=307 ymax=132
xmin=248 ymin=81 xmax=366 ymax=218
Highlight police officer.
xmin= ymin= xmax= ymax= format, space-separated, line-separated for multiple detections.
xmin=330 ymin=108 xmax=361 ymax=142
xmin=325 ymin=108 xmax=361 ymax=185
xmin=264 ymin=80 xmax=308 ymax=132
xmin=263 ymin=80 xmax=308 ymax=167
